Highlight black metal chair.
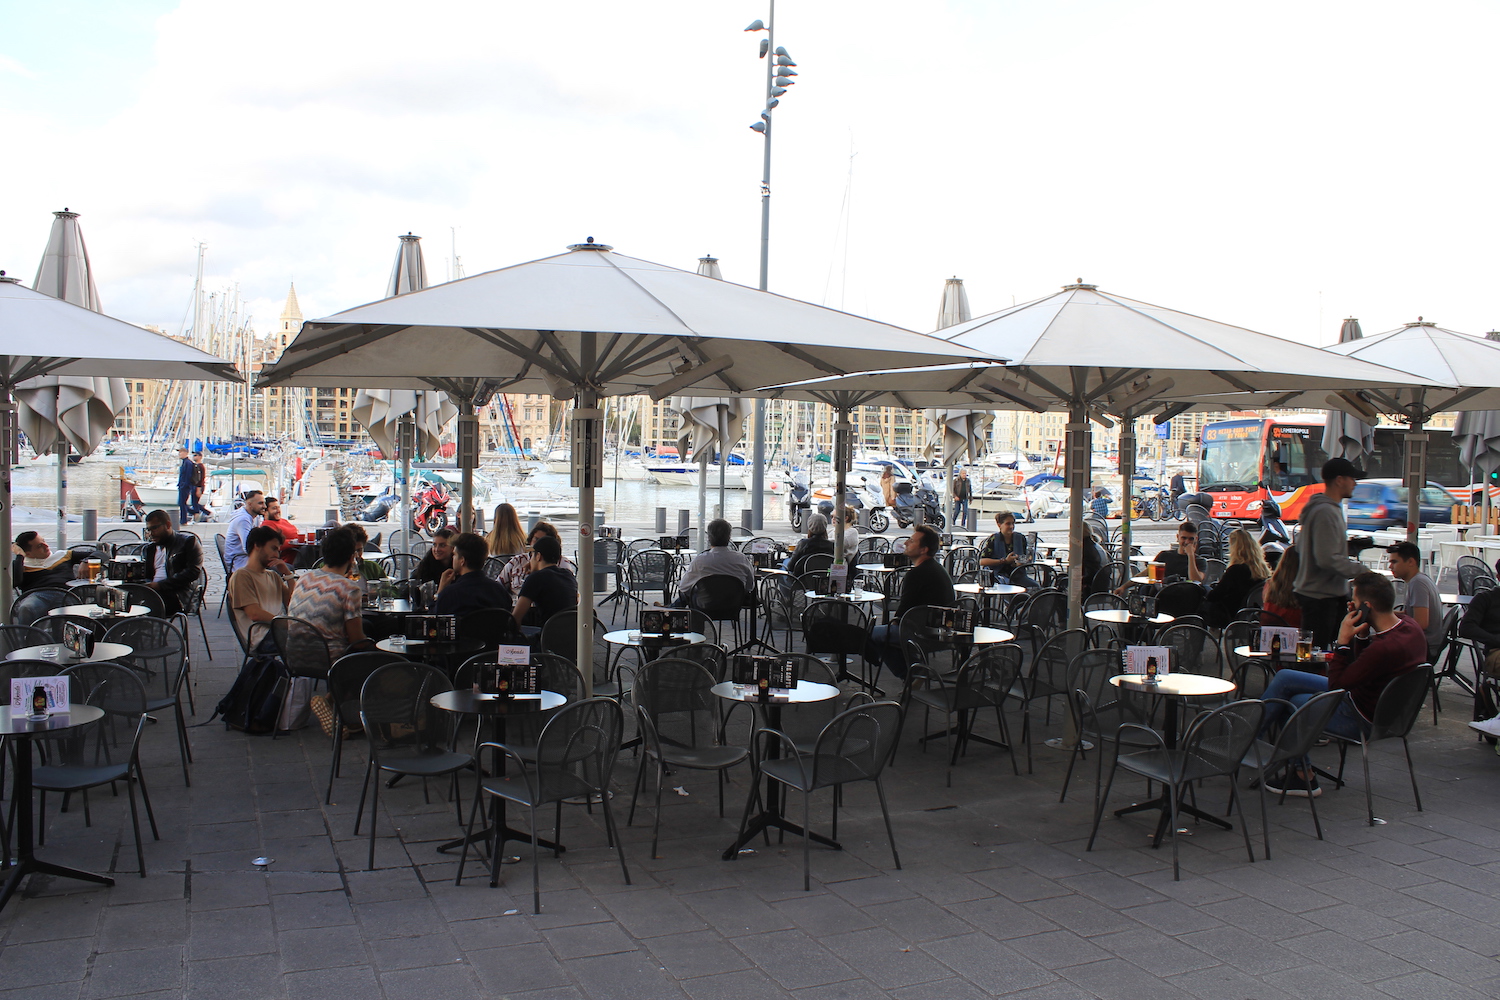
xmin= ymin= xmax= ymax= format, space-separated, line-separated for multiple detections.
xmin=98 ymin=528 xmax=141 ymax=549
xmin=457 ymin=609 xmax=526 ymax=651
xmin=354 ymin=662 xmax=472 ymax=869
xmin=34 ymin=614 xmax=109 ymax=645
xmin=802 ymin=599 xmax=878 ymax=692
xmin=1157 ymin=623 xmax=1225 ymax=680
xmin=1327 ymin=665 xmax=1433 ymax=826
xmin=539 ymin=611 xmax=620 ymax=697
xmin=1088 ymin=699 xmax=1265 ymax=880
xmin=0 ymin=625 xmax=47 ymax=657
xmin=739 ymin=699 xmax=905 ymax=891
xmin=35 ymin=664 xmax=158 ymax=876
xmin=626 ymin=550 xmax=676 ymax=608
xmin=269 ymin=615 xmax=333 ymax=682
xmin=458 ymin=698 xmax=630 ymax=912
xmin=688 ymin=575 xmax=750 ymax=648
xmin=10 ymin=589 xmax=71 ymax=627
xmin=1059 ymin=648 xmax=1155 ymax=805
xmin=1457 ymin=556 xmax=1496 ymax=596
xmin=628 ymin=659 xmax=751 ymax=858
xmin=1241 ymin=689 xmax=1346 ymax=858
xmin=104 ymin=617 xmax=194 ymax=785
xmin=904 ymin=643 xmax=1023 ymax=785
xmin=324 ymin=650 xmax=412 ymax=804
xmin=1155 ymin=581 xmax=1206 ymax=620
xmin=1015 ymin=627 xmax=1087 ymax=772
xmin=178 ymin=568 xmax=213 ymax=664
xmin=120 ymin=584 xmax=167 ymax=618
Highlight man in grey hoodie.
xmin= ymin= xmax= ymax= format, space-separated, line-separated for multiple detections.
xmin=1293 ymin=457 xmax=1366 ymax=646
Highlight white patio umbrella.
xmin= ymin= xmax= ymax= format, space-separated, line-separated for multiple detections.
xmin=0 ymin=275 xmax=239 ymax=618
xmin=256 ymin=239 xmax=997 ymax=693
xmin=351 ymin=234 xmax=458 ymax=540
xmin=1184 ymin=319 xmax=1500 ymax=541
xmin=17 ymin=209 xmax=130 ymax=547
xmin=1321 ymin=317 xmax=1376 ymax=462
xmin=764 ymin=281 xmax=1437 ymax=628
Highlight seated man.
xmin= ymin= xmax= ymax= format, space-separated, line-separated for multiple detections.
xmin=12 ymin=531 xmax=86 ymax=592
xmin=415 ymin=527 xmax=456 ymax=583
xmin=262 ymin=496 xmax=300 ymax=558
xmin=867 ymin=526 xmax=954 ymax=679
xmin=1153 ymin=522 xmax=1205 ymax=582
xmin=1387 ymin=541 xmax=1442 ymax=658
xmin=978 ymin=511 xmax=1036 ymax=589
xmin=228 ymin=525 xmax=295 ymax=643
xmin=513 ymin=535 xmax=578 ymax=636
xmin=1260 ymin=571 xmax=1427 ymax=797
xmin=433 ymin=531 xmax=512 ymax=618
xmin=344 ymin=523 xmax=388 ymax=581
xmin=1461 ymin=584 xmax=1500 ymax=737
xmin=141 ymin=509 xmax=204 ymax=615
xmin=672 ymin=518 xmax=755 ymax=608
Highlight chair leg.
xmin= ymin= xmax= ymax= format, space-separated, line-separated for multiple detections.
xmin=802 ymin=787 xmax=812 ymax=891
xmin=627 ymin=752 xmax=648 ymax=827
xmin=1257 ymin=764 xmax=1271 ymax=861
xmin=367 ymin=767 xmax=382 ymax=870
xmin=1403 ymin=737 xmax=1423 ymax=812
xmin=1059 ymin=743 xmax=1082 ymax=803
xmin=353 ymin=761 xmax=373 ymax=835
xmin=1168 ymin=781 xmax=1182 ymax=881
xmin=1086 ymin=754 xmax=1122 ymax=851
xmin=326 ymin=728 xmax=344 ymax=805
xmin=456 ymin=786 xmax=484 ymax=886
xmin=126 ymin=772 xmax=146 ymax=877
xmin=1305 ymin=774 xmax=1324 ymax=841
xmin=600 ymin=791 xmax=631 ymax=888
xmin=1361 ymin=740 xmax=1376 ymax=826
xmin=1229 ymin=776 xmax=1254 ymax=864
xmin=875 ymin=777 xmax=900 ymax=870
xmin=135 ymin=763 xmax=159 ymax=840
xmin=650 ymin=761 xmax=665 ymax=860
xmin=530 ymin=804 xmax=542 ymax=913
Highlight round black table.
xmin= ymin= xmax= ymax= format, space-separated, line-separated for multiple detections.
xmin=6 ymin=642 xmax=133 ymax=665
xmin=713 ymin=679 xmax=840 ymax=861
xmin=429 ymin=688 xmax=566 ymax=862
xmin=0 ymin=704 xmax=109 ymax=910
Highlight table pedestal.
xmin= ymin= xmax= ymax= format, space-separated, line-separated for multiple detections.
xmin=1 ymin=737 xmax=114 ymax=910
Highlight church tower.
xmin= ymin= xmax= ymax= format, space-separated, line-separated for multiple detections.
xmin=277 ymin=283 xmax=302 ymax=356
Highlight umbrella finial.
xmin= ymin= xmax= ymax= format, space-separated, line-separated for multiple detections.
xmin=568 ymin=237 xmax=614 ymax=251
xmin=1062 ymin=278 xmax=1097 ymax=290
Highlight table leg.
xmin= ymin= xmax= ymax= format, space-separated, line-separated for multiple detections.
xmin=723 ymin=704 xmax=842 ymax=860
xmin=1110 ymin=695 xmax=1231 ymax=847
xmin=437 ymin=715 xmax=563 ymax=857
xmin=0 ymin=736 xmax=115 ymax=911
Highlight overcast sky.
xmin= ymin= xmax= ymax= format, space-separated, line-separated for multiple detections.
xmin=2 ymin=1 xmax=1496 ymax=347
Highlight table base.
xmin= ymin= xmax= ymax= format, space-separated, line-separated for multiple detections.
xmin=1 ymin=737 xmax=115 ymax=911
xmin=0 ymin=857 xmax=115 ymax=910
xmin=722 ymin=810 xmax=841 ymax=861
xmin=1114 ymin=795 xmax=1232 ymax=847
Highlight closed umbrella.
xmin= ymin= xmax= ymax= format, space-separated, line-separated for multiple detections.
xmin=0 ymin=276 xmax=238 ymax=617
xmin=763 ymin=281 xmax=1436 ymax=628
xmin=926 ymin=277 xmax=991 ymax=526
xmin=1321 ymin=317 xmax=1375 ymax=461
xmin=17 ymin=209 xmax=129 ymax=546
xmin=674 ymin=395 xmax=747 ymax=549
xmin=257 ymin=239 xmax=995 ymax=693
xmin=1451 ymin=330 xmax=1500 ymax=526
xmin=351 ymin=234 xmax=458 ymax=542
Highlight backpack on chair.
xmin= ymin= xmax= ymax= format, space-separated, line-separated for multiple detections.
xmin=214 ymin=639 xmax=290 ymax=735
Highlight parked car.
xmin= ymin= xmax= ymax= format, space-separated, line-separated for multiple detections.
xmin=1346 ymin=479 xmax=1455 ymax=530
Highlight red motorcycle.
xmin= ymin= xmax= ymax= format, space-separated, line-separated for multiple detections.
xmin=411 ymin=481 xmax=451 ymax=535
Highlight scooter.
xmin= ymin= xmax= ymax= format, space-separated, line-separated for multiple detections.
xmin=787 ymin=472 xmax=812 ymax=532
xmin=355 ymin=485 xmax=402 ymax=522
xmin=1259 ymin=496 xmax=1290 ymax=566
xmin=891 ymin=481 xmax=947 ymax=530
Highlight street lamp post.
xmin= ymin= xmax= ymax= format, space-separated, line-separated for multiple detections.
xmin=745 ymin=7 xmax=799 ymax=531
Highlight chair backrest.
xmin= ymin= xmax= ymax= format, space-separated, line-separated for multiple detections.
xmin=1095 ymin=561 xmax=1130 ymax=593
xmin=457 ymin=609 xmax=526 ymax=650
xmin=482 ymin=555 xmax=510 ymax=580
xmin=802 ymin=552 xmax=835 ymax=574
xmin=689 ymin=575 xmax=749 ymax=623
xmin=627 ymin=550 xmax=675 ymax=593
xmin=37 ymin=614 xmax=109 ymax=644
xmin=103 ymin=616 xmax=189 ymax=702
xmin=11 ymin=588 xmax=72 ymax=626
xmin=56 ymin=663 xmax=149 ymax=765
xmin=1368 ymin=664 xmax=1434 ymax=742
xmin=329 ymin=650 xmax=410 ymax=724
xmin=120 ymin=584 xmax=167 ymax=618
xmin=528 ymin=698 xmax=624 ymax=799
xmin=1029 ymin=563 xmax=1058 ymax=590
xmin=1157 ymin=623 xmax=1223 ymax=679
xmin=669 ymin=641 xmax=728 ymax=680
xmin=1181 ymin=699 xmax=1266 ymax=774
xmin=632 ymin=658 xmax=720 ymax=746
xmin=855 ymin=536 xmax=889 ymax=559
xmin=1084 ymin=592 xmax=1126 ymax=615
xmin=1031 ymin=627 xmax=1089 ymax=692
xmin=410 ymin=538 xmax=432 ymax=558
xmin=99 ymin=528 xmax=142 ymax=547
xmin=1155 ymin=581 xmax=1205 ymax=619
xmin=808 ymin=700 xmax=905 ymax=789
xmin=0 ymin=624 xmax=47 ymax=657
xmin=950 ymin=643 xmax=1024 ymax=710
xmin=1020 ymin=589 xmax=1066 ymax=635
xmin=214 ymin=533 xmax=229 ymax=570
xmin=359 ymin=661 xmax=457 ymax=756
xmin=1201 ymin=558 xmax=1227 ymax=585
xmin=64 ymin=584 xmax=101 ymax=606
xmin=801 ymin=599 xmax=871 ymax=656
xmin=539 ymin=610 xmax=612 ymax=678
xmin=945 ymin=546 xmax=981 ymax=577
xmin=1264 ymin=688 xmax=1346 ymax=770
xmin=270 ymin=615 xmax=334 ymax=679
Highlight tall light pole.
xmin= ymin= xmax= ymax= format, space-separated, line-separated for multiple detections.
xmin=745 ymin=8 xmax=799 ymax=530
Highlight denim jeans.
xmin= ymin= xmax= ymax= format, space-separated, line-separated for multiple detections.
xmin=1261 ymin=668 xmax=1367 ymax=741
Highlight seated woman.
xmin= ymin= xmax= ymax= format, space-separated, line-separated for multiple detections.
xmin=978 ymin=511 xmax=1036 ymax=589
xmin=497 ymin=521 xmax=576 ymax=596
xmin=1201 ymin=528 xmax=1271 ymax=628
xmin=1260 ymin=547 xmax=1303 ymax=627
xmin=343 ymin=523 xmax=388 ymax=581
xmin=287 ymin=527 xmax=373 ymax=661
xmin=786 ymin=513 xmax=835 ymax=578
xmin=487 ymin=502 xmax=527 ymax=557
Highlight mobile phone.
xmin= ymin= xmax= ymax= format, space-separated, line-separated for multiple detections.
xmin=1351 ymin=602 xmax=1372 ymax=626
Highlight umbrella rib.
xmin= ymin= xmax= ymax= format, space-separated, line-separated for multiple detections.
xmin=536 ymin=330 xmax=586 ymax=384
xmin=259 ymin=324 xmax=408 ymax=384
xmin=773 ymin=342 xmax=846 ymax=377
xmin=1424 ymin=387 xmax=1485 ymax=417
xmin=14 ymin=357 xmax=75 ymax=382
xmin=467 ymin=328 xmax=578 ymax=383
xmin=1209 ymin=371 xmax=1258 ymax=393
xmin=597 ymin=255 xmax=698 ymax=336
xmin=672 ymin=340 xmax=745 ymax=395
xmin=597 ymin=335 xmax=680 ymax=383
xmin=1088 ymin=368 xmax=1147 ymax=403
xmin=1012 ymin=366 xmax=1071 ymax=404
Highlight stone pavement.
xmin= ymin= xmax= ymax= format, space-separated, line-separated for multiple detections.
xmin=2 ymin=584 xmax=1499 ymax=999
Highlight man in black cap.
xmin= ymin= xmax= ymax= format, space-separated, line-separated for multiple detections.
xmin=1293 ymin=457 xmax=1366 ymax=646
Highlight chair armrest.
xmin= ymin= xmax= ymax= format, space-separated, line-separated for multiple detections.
xmin=748 ymin=726 xmax=809 ymax=783
xmin=1115 ymin=722 xmax=1166 ymax=751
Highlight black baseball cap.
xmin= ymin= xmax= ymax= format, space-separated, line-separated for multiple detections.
xmin=1321 ymin=457 xmax=1363 ymax=482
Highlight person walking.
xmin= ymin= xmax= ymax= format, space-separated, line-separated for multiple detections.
xmin=190 ymin=451 xmax=211 ymax=521
xmin=175 ymin=447 xmax=196 ymax=525
xmin=1293 ymin=458 xmax=1366 ymax=647
xmin=952 ymin=467 xmax=972 ymax=526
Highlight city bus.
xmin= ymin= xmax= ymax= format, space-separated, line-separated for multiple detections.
xmin=1197 ymin=415 xmax=1464 ymax=521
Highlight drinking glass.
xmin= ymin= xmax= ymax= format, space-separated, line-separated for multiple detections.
xmin=1295 ymin=630 xmax=1313 ymax=662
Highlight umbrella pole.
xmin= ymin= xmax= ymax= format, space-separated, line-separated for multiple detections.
xmin=400 ymin=416 xmax=412 ymax=556
xmin=833 ymin=407 xmax=850 ymax=568
xmin=717 ymin=404 xmax=728 ymax=524
xmin=697 ymin=448 xmax=709 ymax=552
xmin=459 ymin=399 xmax=475 ymax=534
xmin=1066 ymin=398 xmax=1089 ymax=632
xmin=1 ymin=394 xmax=13 ymax=624
xmin=574 ymin=343 xmax=600 ymax=700
xmin=56 ymin=441 xmax=67 ymax=549
xmin=1120 ymin=411 xmax=1135 ymax=569
xmin=1406 ymin=410 xmax=1427 ymax=544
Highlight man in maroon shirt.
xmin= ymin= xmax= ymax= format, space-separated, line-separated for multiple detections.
xmin=1260 ymin=571 xmax=1427 ymax=797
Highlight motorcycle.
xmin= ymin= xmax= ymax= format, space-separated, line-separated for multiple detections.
xmin=411 ymin=481 xmax=451 ymax=535
xmin=787 ymin=472 xmax=812 ymax=532
xmin=1259 ymin=496 xmax=1290 ymax=566
xmin=355 ymin=485 xmax=402 ymax=522
xmin=890 ymin=481 xmax=946 ymax=531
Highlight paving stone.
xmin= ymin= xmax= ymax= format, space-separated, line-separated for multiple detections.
xmin=184 ymin=954 xmax=287 ymax=1000
xmin=819 ymin=926 xmax=955 ymax=990
xmin=543 ymin=920 xmax=639 ymax=959
xmin=80 ymin=945 xmax=184 ymax=998
xmin=681 ymin=970 xmax=793 ymax=1000
xmin=275 ymin=924 xmax=370 ymax=972
xmin=920 ymin=934 xmax=1055 ymax=994
xmin=189 ymin=904 xmax=277 ymax=959
xmin=469 ymin=942 xmax=573 ymax=994
xmin=270 ymin=890 xmax=355 ymax=930
xmin=1059 ymin=957 xmax=1199 ymax=1000
xmin=97 ymin=899 xmax=188 ymax=952
xmin=379 ymin=962 xmax=482 ymax=1000
xmin=733 ymin=929 xmax=858 ymax=990
xmin=285 ymin=965 xmax=382 ymax=1000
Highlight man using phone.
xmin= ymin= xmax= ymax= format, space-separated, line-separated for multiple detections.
xmin=1259 ymin=570 xmax=1426 ymax=797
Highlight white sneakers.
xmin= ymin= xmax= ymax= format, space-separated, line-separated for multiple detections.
xmin=1467 ymin=716 xmax=1500 ymax=738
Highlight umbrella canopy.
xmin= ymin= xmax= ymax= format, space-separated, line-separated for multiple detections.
xmin=765 ymin=281 xmax=1439 ymax=628
xmin=257 ymin=240 xmax=996 ymax=694
xmin=1321 ymin=317 xmax=1375 ymax=462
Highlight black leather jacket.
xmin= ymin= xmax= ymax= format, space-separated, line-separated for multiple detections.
xmin=141 ymin=530 xmax=204 ymax=594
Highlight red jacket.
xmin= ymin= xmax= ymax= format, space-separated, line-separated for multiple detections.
xmin=1327 ymin=613 xmax=1427 ymax=721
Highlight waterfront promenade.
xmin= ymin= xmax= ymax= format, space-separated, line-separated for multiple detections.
xmin=0 ymin=527 xmax=1497 ymax=999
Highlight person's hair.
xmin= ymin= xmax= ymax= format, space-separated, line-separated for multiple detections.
xmin=451 ymin=532 xmax=487 ymax=572
xmin=145 ymin=509 xmax=170 ymax=527
xmin=805 ymin=513 xmax=828 ymax=539
xmin=242 ymin=489 xmax=263 ymax=502
xmin=15 ymin=530 xmax=38 ymax=551
xmin=246 ymin=525 xmax=281 ymax=552
xmin=707 ymin=518 xmax=732 ymax=547
xmin=1387 ymin=541 xmax=1421 ymax=564
xmin=1264 ymin=548 xmax=1299 ymax=607
xmin=432 ymin=527 xmax=457 ymax=542
xmin=1227 ymin=529 xmax=1271 ymax=579
xmin=321 ymin=527 xmax=357 ymax=570
xmin=528 ymin=521 xmax=560 ymax=545
xmin=1352 ymin=570 xmax=1396 ymax=613
xmin=912 ymin=525 xmax=941 ymax=557
xmin=487 ymin=503 xmax=526 ymax=555
xmin=996 ymin=511 xmax=1016 ymax=527
xmin=842 ymin=506 xmax=857 ymax=524
xmin=345 ymin=523 xmax=369 ymax=548
xmin=264 ymin=496 xmax=278 ymax=505
xmin=177 ymin=447 xmax=188 ymax=454
xmin=1176 ymin=521 xmax=1197 ymax=536
xmin=532 ymin=534 xmax=562 ymax=565
xmin=880 ymin=466 xmax=893 ymax=478
xmin=193 ymin=451 xmax=203 ymax=457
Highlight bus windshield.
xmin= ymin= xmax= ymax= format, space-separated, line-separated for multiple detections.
xmin=1199 ymin=424 xmax=1263 ymax=491
xmin=1264 ymin=424 xmax=1328 ymax=491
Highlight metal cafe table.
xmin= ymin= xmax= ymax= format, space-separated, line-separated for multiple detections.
xmin=47 ymin=604 xmax=151 ymax=621
xmin=1107 ymin=672 xmax=1237 ymax=846
xmin=0 ymin=704 xmax=109 ymax=910
xmin=430 ymin=688 xmax=568 ymax=867
xmin=7 ymin=642 xmax=134 ymax=666
xmin=715 ymin=678 xmax=841 ymax=861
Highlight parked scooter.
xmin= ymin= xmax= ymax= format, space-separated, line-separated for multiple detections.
xmin=1259 ymin=496 xmax=1290 ymax=566
xmin=787 ymin=471 xmax=812 ymax=532
xmin=891 ymin=481 xmax=947 ymax=530
xmin=355 ymin=485 xmax=402 ymax=522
